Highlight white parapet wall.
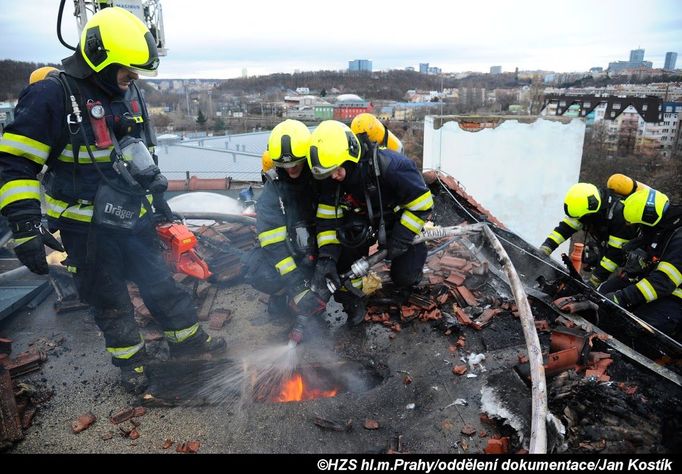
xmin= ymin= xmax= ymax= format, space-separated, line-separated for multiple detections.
xmin=423 ymin=115 xmax=585 ymax=254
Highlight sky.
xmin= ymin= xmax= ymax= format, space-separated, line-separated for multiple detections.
xmin=1 ymin=0 xmax=681 ymax=79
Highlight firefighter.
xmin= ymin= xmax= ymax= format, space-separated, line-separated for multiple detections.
xmin=601 ymin=187 xmax=682 ymax=339
xmin=306 ymin=120 xmax=433 ymax=325
xmin=0 ymin=7 xmax=224 ymax=394
xmin=244 ymin=120 xmax=326 ymax=343
xmin=539 ymin=182 xmax=637 ymax=288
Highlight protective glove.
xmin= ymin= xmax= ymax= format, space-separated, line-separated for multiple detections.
xmin=623 ymin=248 xmax=649 ymax=277
xmin=539 ymin=245 xmax=552 ymax=256
xmin=11 ymin=218 xmax=65 ymax=274
xmin=604 ymin=290 xmax=629 ymax=308
xmin=587 ymin=273 xmax=603 ymax=289
xmin=288 ymin=314 xmax=308 ymax=345
xmin=387 ymin=234 xmax=412 ymax=260
xmin=152 ymin=193 xmax=178 ymax=224
xmin=311 ymin=258 xmax=340 ymax=299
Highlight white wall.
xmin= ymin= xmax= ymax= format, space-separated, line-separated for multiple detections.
xmin=423 ymin=116 xmax=585 ymax=254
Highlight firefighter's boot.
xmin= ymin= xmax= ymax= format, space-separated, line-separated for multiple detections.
xmin=168 ymin=326 xmax=226 ymax=359
xmin=337 ymin=292 xmax=367 ymax=327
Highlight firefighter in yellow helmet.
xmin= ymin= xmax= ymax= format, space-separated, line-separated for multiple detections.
xmin=600 ymin=187 xmax=682 ymax=338
xmin=0 ymin=7 xmax=224 ymax=395
xmin=539 ymin=182 xmax=637 ymax=288
xmin=306 ymin=120 xmax=433 ymax=327
xmin=243 ymin=120 xmax=325 ymax=344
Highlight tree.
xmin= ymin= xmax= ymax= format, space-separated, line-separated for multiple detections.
xmin=196 ymin=109 xmax=207 ymax=129
xmin=213 ymin=117 xmax=226 ymax=133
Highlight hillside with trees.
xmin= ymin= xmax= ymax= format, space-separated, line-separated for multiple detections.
xmin=0 ymin=60 xmax=62 ymax=100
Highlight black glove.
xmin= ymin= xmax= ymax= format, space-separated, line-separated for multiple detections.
xmin=623 ymin=248 xmax=649 ymax=277
xmin=387 ymin=234 xmax=412 ymax=260
xmin=604 ymin=290 xmax=629 ymax=308
xmin=152 ymin=193 xmax=177 ymax=224
xmin=311 ymin=258 xmax=340 ymax=298
xmin=11 ymin=218 xmax=65 ymax=275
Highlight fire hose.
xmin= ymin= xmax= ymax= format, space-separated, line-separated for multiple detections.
xmin=322 ymin=223 xmax=485 ymax=295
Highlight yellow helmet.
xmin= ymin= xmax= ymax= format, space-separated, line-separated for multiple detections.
xmin=261 ymin=150 xmax=274 ymax=173
xmin=29 ymin=66 xmax=58 ymax=85
xmin=351 ymin=113 xmax=403 ymax=152
xmin=80 ymin=7 xmax=159 ymax=76
xmin=563 ymin=183 xmax=602 ymax=218
xmin=267 ymin=120 xmax=311 ymax=168
xmin=622 ymin=188 xmax=669 ymax=226
xmin=307 ymin=120 xmax=361 ymax=180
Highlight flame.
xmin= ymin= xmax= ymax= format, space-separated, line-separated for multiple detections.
xmin=274 ymin=373 xmax=338 ymax=402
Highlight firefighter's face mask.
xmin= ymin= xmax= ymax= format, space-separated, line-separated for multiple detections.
xmin=117 ymin=136 xmax=168 ymax=193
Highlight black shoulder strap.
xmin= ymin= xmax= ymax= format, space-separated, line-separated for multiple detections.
xmin=131 ymin=81 xmax=157 ymax=148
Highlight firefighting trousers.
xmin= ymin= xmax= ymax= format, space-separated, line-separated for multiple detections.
xmin=60 ymin=225 xmax=199 ymax=365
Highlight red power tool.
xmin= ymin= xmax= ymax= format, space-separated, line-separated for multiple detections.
xmin=156 ymin=223 xmax=212 ymax=280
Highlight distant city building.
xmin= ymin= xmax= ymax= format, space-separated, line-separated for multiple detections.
xmin=490 ymin=66 xmax=502 ymax=75
xmin=419 ymin=63 xmax=429 ymax=74
xmin=589 ymin=67 xmax=604 ymax=74
xmin=333 ymin=93 xmax=372 ymax=121
xmin=664 ymin=52 xmax=678 ymax=70
xmin=427 ymin=66 xmax=442 ymax=75
xmin=608 ymin=48 xmax=652 ymax=73
xmin=241 ymin=68 xmax=248 ymax=78
xmin=630 ymin=48 xmax=645 ymax=63
xmin=348 ymin=59 xmax=372 ymax=72
xmin=405 ymin=66 xmax=415 ymax=72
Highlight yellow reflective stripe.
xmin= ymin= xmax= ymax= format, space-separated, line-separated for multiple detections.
xmin=317 ymin=230 xmax=340 ymax=247
xmin=316 ymin=204 xmax=343 ymax=219
xmin=672 ymin=288 xmax=682 ymax=300
xmin=275 ymin=256 xmax=297 ymax=276
xmin=14 ymin=235 xmax=37 ymax=246
xmin=657 ymin=261 xmax=682 ymax=287
xmin=58 ymin=144 xmax=113 ymax=163
xmin=45 ymin=194 xmax=93 ymax=222
xmin=351 ymin=277 xmax=363 ymax=289
xmin=636 ymin=279 xmax=658 ymax=303
xmin=599 ymin=256 xmax=618 ymax=273
xmin=404 ymin=190 xmax=434 ymax=212
xmin=562 ymin=217 xmax=582 ymax=230
xmin=0 ymin=179 xmax=41 ymax=209
xmin=164 ymin=323 xmax=200 ymax=343
xmin=293 ymin=289 xmax=308 ymax=304
xmin=62 ymin=204 xmax=94 ymax=222
xmin=258 ymin=226 xmax=287 ymax=247
xmin=66 ymin=265 xmax=78 ymax=274
xmin=139 ymin=194 xmax=153 ymax=217
xmin=400 ymin=210 xmax=425 ymax=234
xmin=106 ymin=336 xmax=144 ymax=360
xmin=607 ymin=235 xmax=629 ymax=249
xmin=548 ymin=230 xmax=566 ymax=245
xmin=0 ymin=132 xmax=50 ymax=165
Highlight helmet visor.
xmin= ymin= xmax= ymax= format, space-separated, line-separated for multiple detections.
xmin=274 ymin=156 xmax=306 ymax=169
xmin=309 ymin=164 xmax=338 ymax=180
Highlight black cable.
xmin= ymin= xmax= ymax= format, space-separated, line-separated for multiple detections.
xmin=57 ymin=0 xmax=77 ymax=51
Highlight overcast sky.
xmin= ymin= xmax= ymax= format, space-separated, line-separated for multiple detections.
xmin=1 ymin=0 xmax=681 ymax=79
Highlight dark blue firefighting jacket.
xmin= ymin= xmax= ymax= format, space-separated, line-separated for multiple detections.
xmin=0 ymin=71 xmax=153 ymax=233
xmin=255 ymin=166 xmax=318 ymax=289
xmin=315 ymin=148 xmax=433 ymax=262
